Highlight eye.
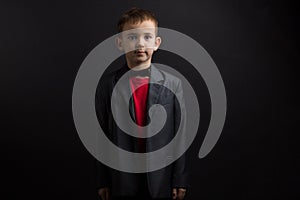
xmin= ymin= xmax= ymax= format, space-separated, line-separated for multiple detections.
xmin=144 ymin=35 xmax=153 ymax=40
xmin=127 ymin=35 xmax=137 ymax=41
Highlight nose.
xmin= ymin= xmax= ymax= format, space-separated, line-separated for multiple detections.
xmin=135 ymin=37 xmax=145 ymax=48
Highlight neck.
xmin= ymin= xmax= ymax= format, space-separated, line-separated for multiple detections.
xmin=127 ymin=61 xmax=151 ymax=71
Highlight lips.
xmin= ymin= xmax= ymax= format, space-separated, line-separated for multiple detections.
xmin=134 ymin=50 xmax=146 ymax=54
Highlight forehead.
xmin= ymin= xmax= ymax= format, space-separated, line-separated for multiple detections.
xmin=122 ymin=20 xmax=156 ymax=35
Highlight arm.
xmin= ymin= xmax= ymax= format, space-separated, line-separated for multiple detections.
xmin=172 ymin=80 xmax=188 ymax=199
xmin=95 ymin=83 xmax=111 ymax=199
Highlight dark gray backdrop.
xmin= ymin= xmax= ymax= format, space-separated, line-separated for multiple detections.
xmin=1 ymin=0 xmax=299 ymax=199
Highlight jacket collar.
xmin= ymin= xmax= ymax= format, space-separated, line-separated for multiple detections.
xmin=114 ymin=63 xmax=164 ymax=83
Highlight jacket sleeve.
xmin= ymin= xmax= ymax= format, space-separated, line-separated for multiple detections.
xmin=95 ymin=83 xmax=111 ymax=190
xmin=172 ymin=79 xmax=188 ymax=188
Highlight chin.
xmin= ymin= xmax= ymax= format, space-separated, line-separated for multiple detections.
xmin=135 ymin=58 xmax=148 ymax=63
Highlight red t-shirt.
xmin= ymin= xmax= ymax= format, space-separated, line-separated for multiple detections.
xmin=129 ymin=76 xmax=150 ymax=152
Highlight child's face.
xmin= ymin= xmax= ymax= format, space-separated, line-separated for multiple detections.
xmin=117 ymin=20 xmax=161 ymax=69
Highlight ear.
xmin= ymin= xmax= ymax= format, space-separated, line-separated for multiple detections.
xmin=115 ymin=36 xmax=123 ymax=51
xmin=153 ymin=36 xmax=161 ymax=51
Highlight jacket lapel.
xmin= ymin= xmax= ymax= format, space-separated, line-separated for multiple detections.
xmin=113 ymin=65 xmax=136 ymax=122
xmin=146 ymin=64 xmax=165 ymax=122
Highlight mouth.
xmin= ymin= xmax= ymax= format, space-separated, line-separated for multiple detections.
xmin=134 ymin=50 xmax=146 ymax=54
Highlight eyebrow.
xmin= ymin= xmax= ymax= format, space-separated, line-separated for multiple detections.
xmin=126 ymin=32 xmax=154 ymax=36
xmin=144 ymin=33 xmax=154 ymax=35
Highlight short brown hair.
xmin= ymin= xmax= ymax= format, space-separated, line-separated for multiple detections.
xmin=117 ymin=7 xmax=158 ymax=33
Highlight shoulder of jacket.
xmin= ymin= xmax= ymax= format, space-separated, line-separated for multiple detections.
xmin=155 ymin=67 xmax=181 ymax=85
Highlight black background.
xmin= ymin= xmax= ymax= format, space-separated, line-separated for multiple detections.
xmin=1 ymin=0 xmax=299 ymax=199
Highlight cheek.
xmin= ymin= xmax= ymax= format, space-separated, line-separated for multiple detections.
xmin=146 ymin=41 xmax=156 ymax=47
xmin=123 ymin=44 xmax=136 ymax=52
xmin=146 ymin=49 xmax=154 ymax=54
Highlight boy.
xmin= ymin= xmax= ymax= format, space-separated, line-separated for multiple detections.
xmin=95 ymin=8 xmax=187 ymax=200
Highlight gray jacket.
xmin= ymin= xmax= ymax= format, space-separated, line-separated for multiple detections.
xmin=95 ymin=64 xmax=188 ymax=198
